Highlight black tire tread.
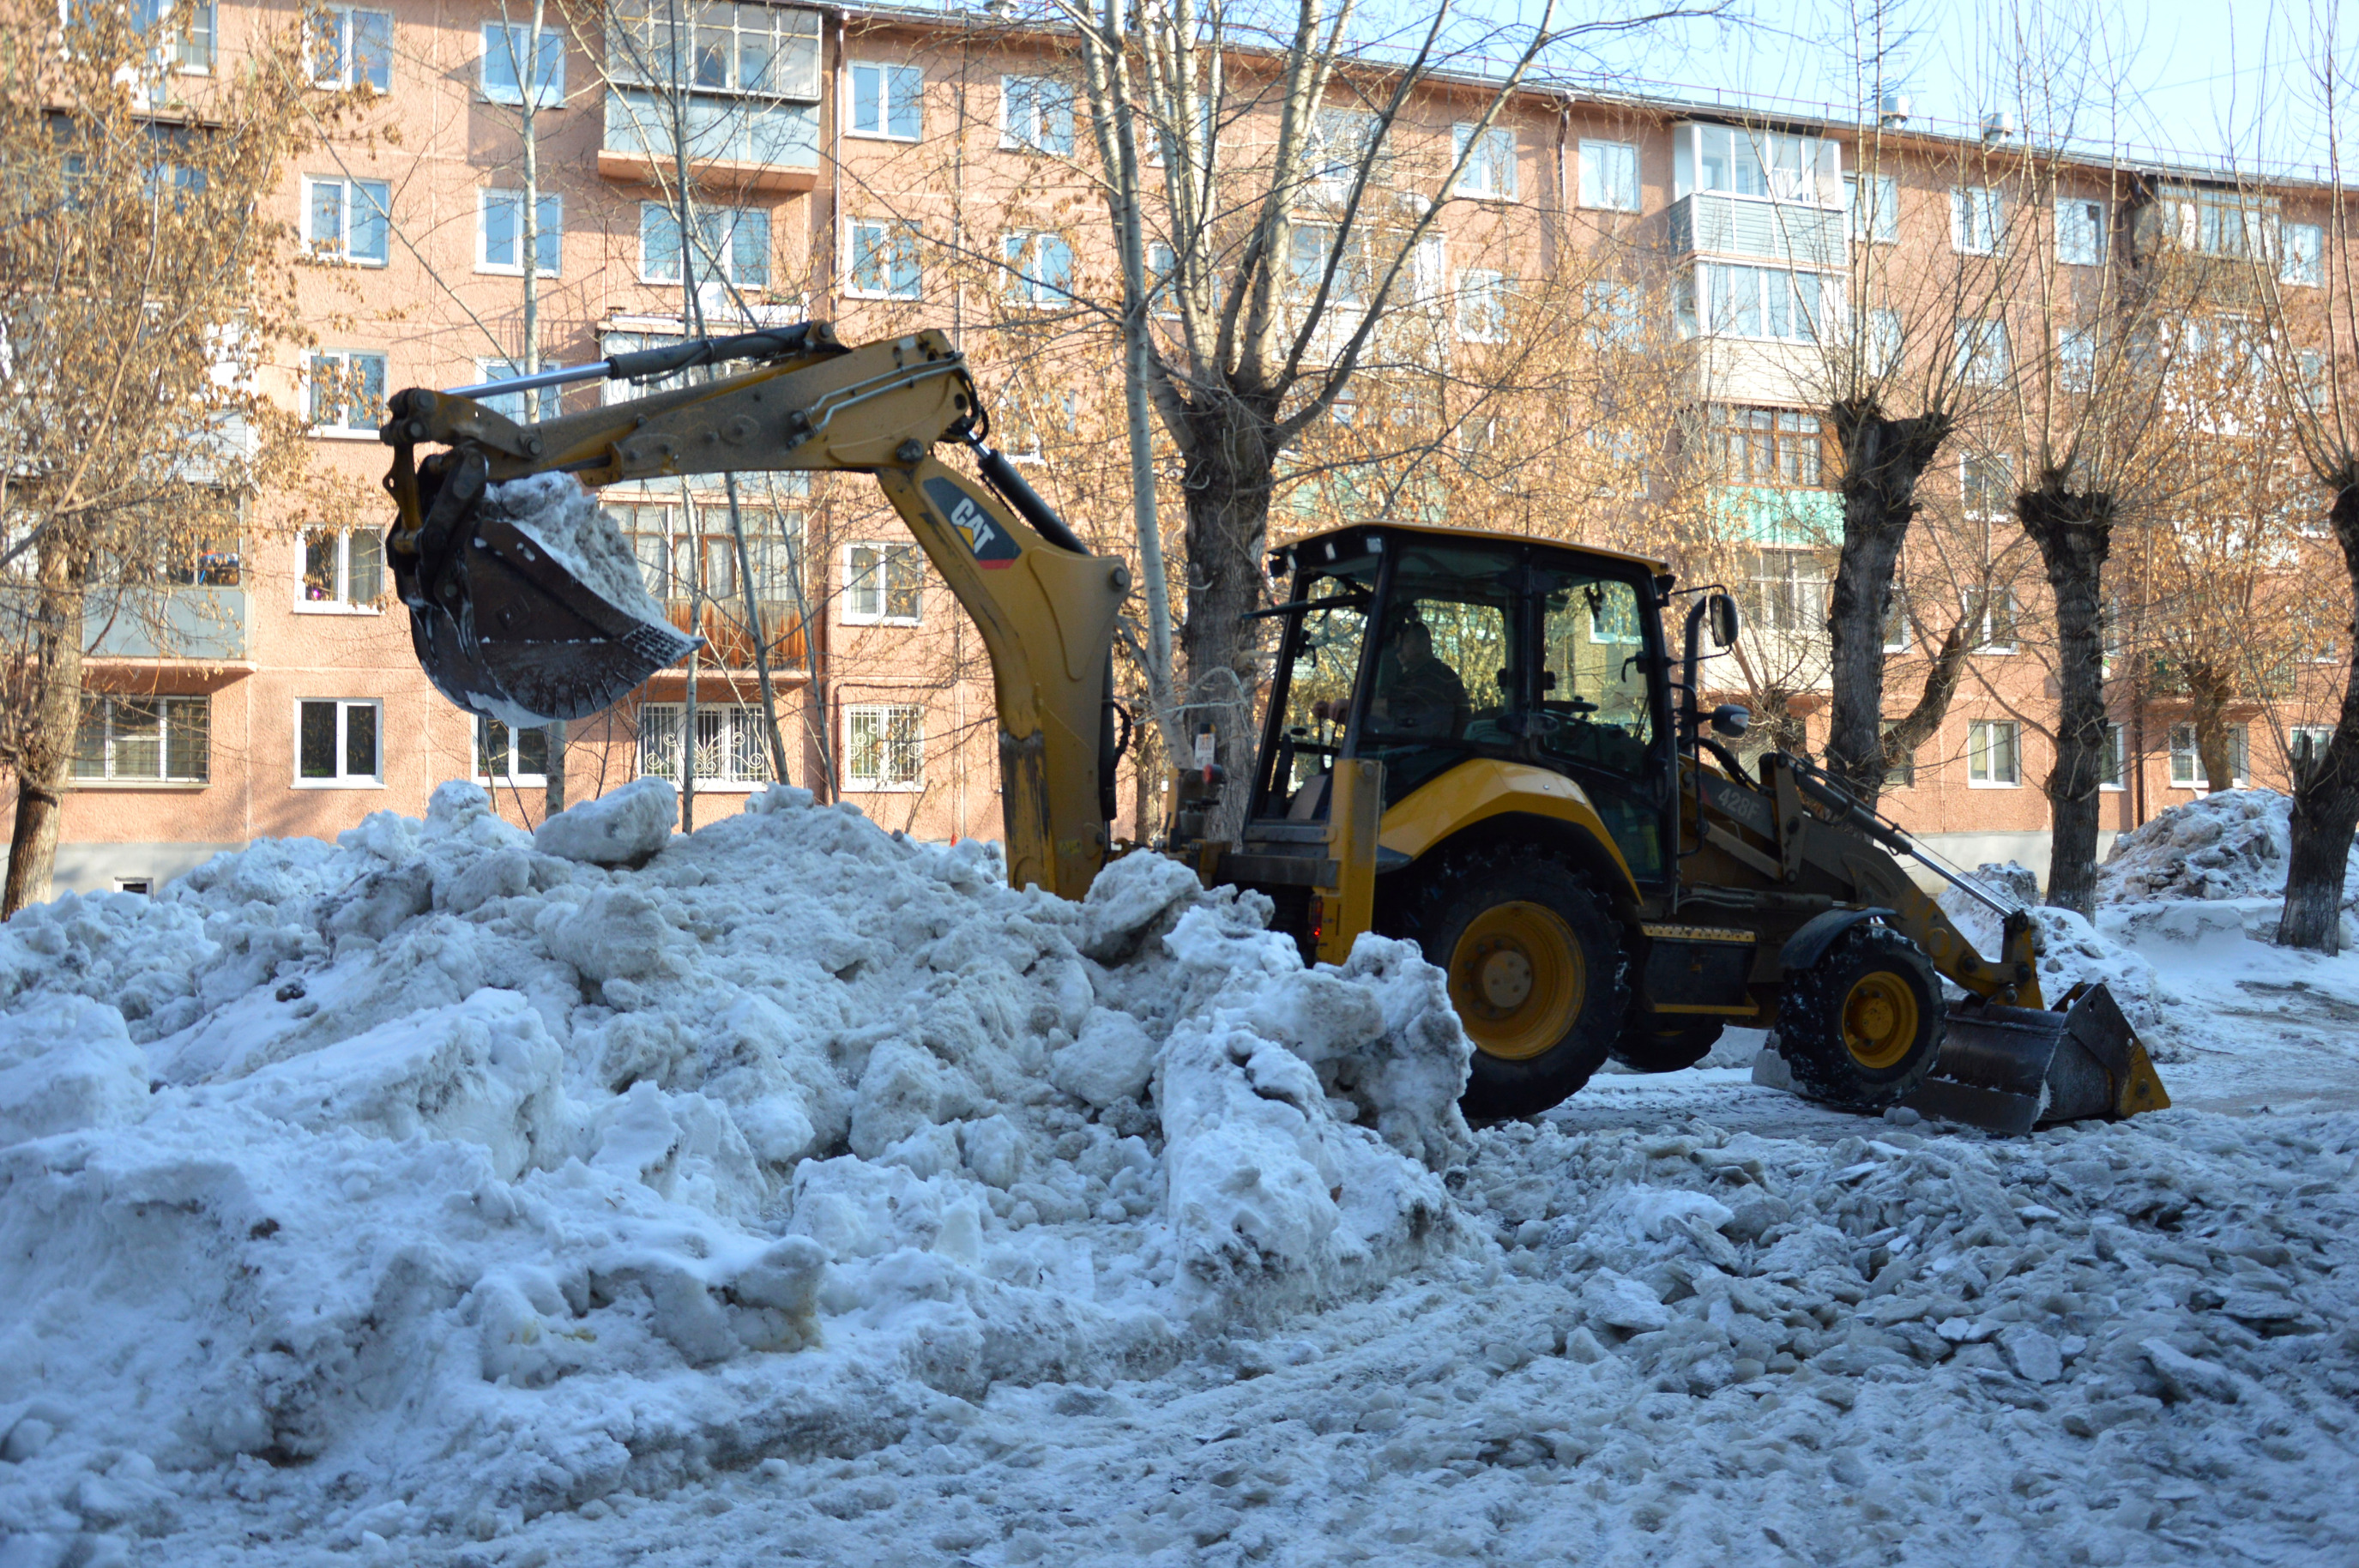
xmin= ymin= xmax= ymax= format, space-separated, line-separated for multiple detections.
xmin=1769 ymin=923 xmax=1943 ymax=1111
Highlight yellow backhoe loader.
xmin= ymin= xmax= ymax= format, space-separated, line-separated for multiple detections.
xmin=377 ymin=323 xmax=2168 ymax=1136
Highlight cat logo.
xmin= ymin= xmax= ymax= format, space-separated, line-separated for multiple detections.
xmin=923 ymin=476 xmax=1022 ymax=568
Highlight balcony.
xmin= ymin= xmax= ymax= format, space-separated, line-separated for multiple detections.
xmin=85 ymin=586 xmax=250 ymax=665
xmin=600 ymin=91 xmax=820 ymax=193
xmin=1669 ymin=193 xmax=1846 ymax=269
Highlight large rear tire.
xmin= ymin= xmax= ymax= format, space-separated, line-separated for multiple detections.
xmin=1769 ymin=923 xmax=1942 ymax=1110
xmin=1395 ymin=847 xmax=1630 ymax=1119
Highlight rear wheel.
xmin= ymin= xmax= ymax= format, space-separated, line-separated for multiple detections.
xmin=1769 ymin=923 xmax=1942 ymax=1110
xmin=1395 ymin=847 xmax=1630 ymax=1119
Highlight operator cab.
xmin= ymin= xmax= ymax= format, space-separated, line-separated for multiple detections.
xmin=1249 ymin=524 xmax=1676 ymax=894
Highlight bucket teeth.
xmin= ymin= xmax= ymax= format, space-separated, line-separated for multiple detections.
xmin=1903 ymin=981 xmax=2169 ymax=1136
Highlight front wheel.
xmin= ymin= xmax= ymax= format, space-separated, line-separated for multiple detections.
xmin=1394 ymin=847 xmax=1631 ymax=1119
xmin=1768 ymin=923 xmax=1943 ymax=1111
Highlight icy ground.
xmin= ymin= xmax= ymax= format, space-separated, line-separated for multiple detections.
xmin=3 ymin=788 xmax=2357 ymax=1565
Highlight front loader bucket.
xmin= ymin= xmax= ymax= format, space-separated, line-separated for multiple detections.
xmin=395 ymin=461 xmax=701 ymax=727
xmin=1905 ymin=982 xmax=2171 ymax=1136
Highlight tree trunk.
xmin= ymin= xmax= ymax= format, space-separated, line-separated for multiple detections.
xmin=2280 ymin=475 xmax=2359 ymax=951
xmin=2018 ymin=479 xmax=2115 ymax=920
xmin=2186 ymin=663 xmax=2235 ymax=794
xmin=1173 ymin=403 xmax=1281 ymax=841
xmin=1879 ymin=619 xmax=1971 ymax=777
xmin=1824 ymin=398 xmax=1952 ymax=805
xmin=3 ymin=535 xmax=86 ymax=918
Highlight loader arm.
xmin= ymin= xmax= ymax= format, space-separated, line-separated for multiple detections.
xmin=379 ymin=324 xmax=1129 ymax=900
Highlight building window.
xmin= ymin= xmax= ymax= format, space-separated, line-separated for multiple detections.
xmin=481 ymin=22 xmax=564 ymax=106
xmin=1968 ymin=720 xmax=2020 ymax=787
xmin=848 ymin=61 xmax=922 ymax=139
xmin=2283 ymin=221 xmax=2325 ymax=286
xmin=847 ymin=219 xmax=921 ymax=299
xmin=300 ymin=528 xmax=386 ymax=609
xmin=2057 ymin=326 xmax=2097 ymax=394
xmin=2099 ymin=721 xmax=2126 ymax=789
xmin=845 ymin=703 xmax=924 ymax=791
xmin=1456 ymin=268 xmax=1507 ymax=342
xmin=1694 ymin=263 xmax=1829 ymax=342
xmin=606 ymin=1 xmax=821 ymax=98
xmin=637 ymin=703 xmax=775 ymax=787
xmin=1453 ymin=125 xmax=1529 ymax=202
xmin=307 ymin=349 xmax=387 ymax=433
xmin=1882 ymin=588 xmax=1910 ymax=651
xmin=844 ymin=541 xmax=923 ymax=624
xmin=1709 ymin=405 xmax=1823 ymax=488
xmin=1747 ymin=549 xmax=1826 ymax=634
xmin=1676 ymin=124 xmax=1837 ymax=204
xmin=2056 ymin=197 xmax=2107 ymax=266
xmin=1000 ymin=75 xmax=1075 ymax=155
xmin=477 ymin=715 xmax=548 ymax=786
xmin=604 ymin=499 xmax=801 ymax=616
xmin=305 ymin=7 xmax=391 ymax=91
xmin=1846 ymin=172 xmax=1898 ymax=242
xmin=640 ymin=202 xmax=769 ymax=287
xmin=1576 ymin=136 xmax=1634 ymax=210
xmin=297 ymin=698 xmax=383 ymax=787
xmin=2169 ymin=723 xmax=2248 ymax=788
xmin=1881 ymin=719 xmax=1914 ymax=788
xmin=1581 ymin=280 xmax=1641 ymax=348
xmin=1306 ymin=109 xmax=1380 ymax=195
xmin=479 ymin=190 xmax=562 ymax=274
xmin=74 ymin=696 xmax=209 ymax=784
xmin=1953 ymin=317 xmax=2011 ymax=386
xmin=1867 ymin=308 xmax=1903 ymax=377
xmin=1952 ymin=185 xmax=2004 ymax=255
xmin=2292 ymin=724 xmax=2335 ymax=779
xmin=1962 ymin=453 xmax=2013 ymax=518
xmin=1003 ymin=231 xmax=1074 ymax=307
xmin=471 ymin=359 xmax=531 ymax=422
xmin=1964 ymin=587 xmax=2018 ymax=652
xmin=301 ymin=175 xmax=389 ymax=265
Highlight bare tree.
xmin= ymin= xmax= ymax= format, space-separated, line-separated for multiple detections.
xmin=1 ymin=2 xmax=321 ymax=914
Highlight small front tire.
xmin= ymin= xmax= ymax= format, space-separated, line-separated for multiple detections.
xmin=1768 ymin=923 xmax=1943 ymax=1111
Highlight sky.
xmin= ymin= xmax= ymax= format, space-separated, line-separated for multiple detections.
xmin=1521 ymin=0 xmax=2355 ymax=183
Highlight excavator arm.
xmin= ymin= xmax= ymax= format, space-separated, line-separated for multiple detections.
xmin=377 ymin=323 xmax=1130 ymax=900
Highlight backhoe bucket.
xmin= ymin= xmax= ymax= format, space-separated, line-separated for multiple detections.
xmin=396 ymin=462 xmax=701 ymax=727
xmin=1905 ymin=982 xmax=2171 ymax=1135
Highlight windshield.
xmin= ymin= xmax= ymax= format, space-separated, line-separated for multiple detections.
xmin=1264 ymin=562 xmax=1376 ymax=814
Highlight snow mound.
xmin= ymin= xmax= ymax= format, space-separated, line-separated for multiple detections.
xmin=2097 ymin=789 xmax=2359 ymax=905
xmin=0 ymin=787 xmax=1474 ymax=1544
xmin=1938 ymin=865 xmax=2177 ymax=1058
xmin=476 ymin=473 xmax=673 ymax=631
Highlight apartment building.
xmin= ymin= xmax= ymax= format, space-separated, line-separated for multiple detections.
xmin=14 ymin=0 xmax=2350 ymax=895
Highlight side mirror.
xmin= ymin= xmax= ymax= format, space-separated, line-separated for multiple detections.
xmin=1709 ymin=593 xmax=1741 ymax=649
xmin=1710 ymin=704 xmax=1751 ymax=738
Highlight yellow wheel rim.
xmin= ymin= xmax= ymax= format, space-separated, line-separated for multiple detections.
xmin=1448 ymin=901 xmax=1584 ymax=1062
xmin=1841 ymin=971 xmax=1921 ymax=1070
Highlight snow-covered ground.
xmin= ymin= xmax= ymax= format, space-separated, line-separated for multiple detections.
xmin=2 ymin=787 xmax=2355 ymax=1566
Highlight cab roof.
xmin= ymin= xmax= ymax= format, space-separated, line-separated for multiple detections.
xmin=1270 ymin=522 xmax=1671 ymax=581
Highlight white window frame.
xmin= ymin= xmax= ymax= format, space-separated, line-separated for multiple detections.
xmin=2099 ymin=721 xmax=2127 ymax=792
xmin=2056 ymin=196 xmax=2107 ymax=267
xmin=845 ymin=218 xmax=922 ymax=300
xmin=2169 ymin=722 xmax=2249 ymax=789
xmin=476 ymin=714 xmax=548 ymax=788
xmin=1846 ymin=172 xmax=1898 ymax=243
xmin=843 ymin=703 xmax=925 ymax=793
xmin=2291 ymin=724 xmax=2335 ymax=775
xmin=842 ymin=541 xmax=923 ymax=626
xmin=305 ymin=348 xmax=387 ymax=437
xmin=1967 ymin=720 xmax=2021 ymax=787
xmin=480 ymin=21 xmax=565 ymax=108
xmin=2057 ymin=325 xmax=2097 ymax=394
xmin=999 ymin=74 xmax=1075 ymax=155
xmin=1952 ymin=185 xmax=2004 ymax=255
xmin=1694 ymin=262 xmax=1834 ymax=343
xmin=1881 ymin=587 xmax=1910 ymax=652
xmin=639 ymin=202 xmax=771 ymax=288
xmin=73 ymin=696 xmax=211 ymax=786
xmin=1867 ymin=308 xmax=1903 ymax=377
xmin=1953 ymin=317 xmax=2011 ymax=386
xmin=300 ymin=174 xmax=390 ymax=267
xmin=476 ymin=189 xmax=563 ymax=276
xmin=1964 ymin=587 xmax=2018 ymax=654
xmin=636 ymin=703 xmax=776 ymax=792
xmin=1456 ymin=268 xmax=1507 ymax=343
xmin=304 ymin=6 xmax=391 ymax=92
xmin=1574 ymin=136 xmax=1636 ymax=212
xmin=848 ymin=61 xmax=922 ymax=141
xmin=297 ymin=527 xmax=387 ymax=613
xmin=1459 ymin=123 xmax=1520 ymax=202
xmin=293 ymin=697 xmax=385 ymax=789
xmin=2283 ymin=221 xmax=2325 ymax=286
xmin=1002 ymin=230 xmax=1074 ymax=309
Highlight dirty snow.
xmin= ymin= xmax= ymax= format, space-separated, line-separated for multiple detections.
xmin=475 ymin=473 xmax=674 ymax=633
xmin=3 ymin=783 xmax=2357 ymax=1566
xmin=2097 ymin=788 xmax=2359 ymax=909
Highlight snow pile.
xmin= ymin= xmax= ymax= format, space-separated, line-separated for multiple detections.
xmin=2097 ymin=788 xmax=2359 ymax=907
xmin=477 ymin=473 xmax=674 ymax=632
xmin=1938 ymin=864 xmax=2175 ymax=1054
xmin=0 ymin=781 xmax=1473 ymax=1550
